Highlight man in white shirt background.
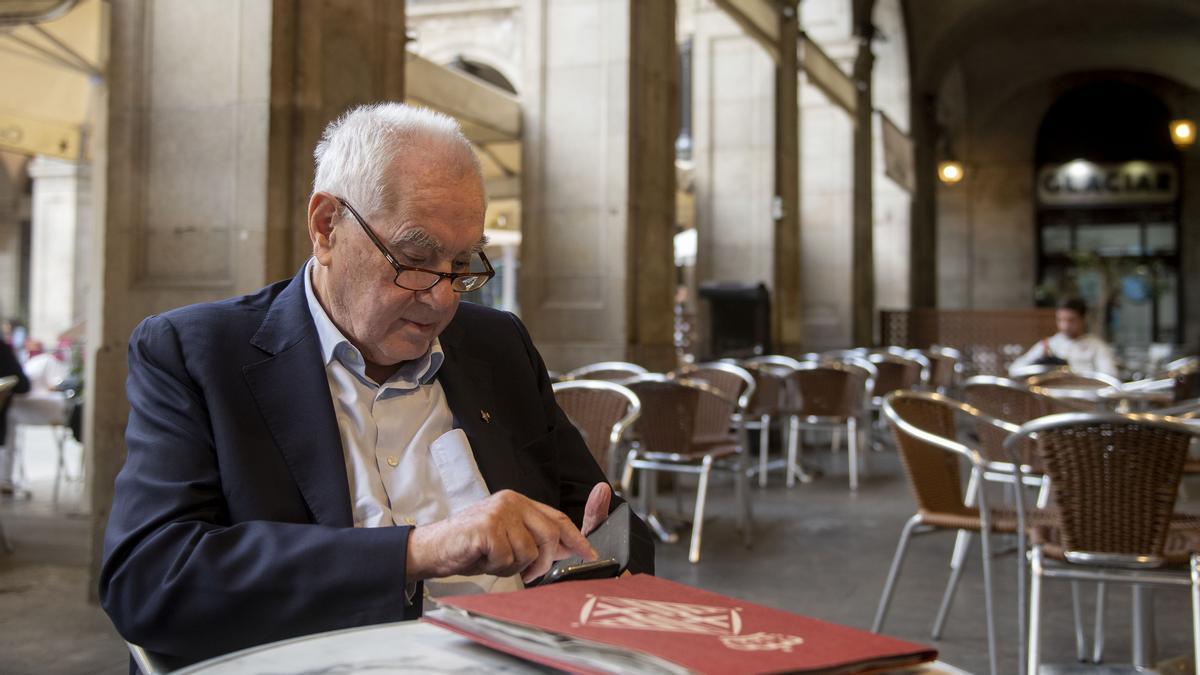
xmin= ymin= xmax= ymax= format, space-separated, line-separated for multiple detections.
xmin=1010 ymin=297 xmax=1119 ymax=377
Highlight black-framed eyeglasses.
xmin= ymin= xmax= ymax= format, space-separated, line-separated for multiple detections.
xmin=336 ymin=197 xmax=494 ymax=293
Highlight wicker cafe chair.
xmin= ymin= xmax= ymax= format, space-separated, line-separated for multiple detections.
xmin=783 ymin=362 xmax=872 ymax=490
xmin=619 ymin=376 xmax=752 ymax=563
xmin=0 ymin=375 xmax=18 ymax=553
xmin=552 ymin=380 xmax=641 ymax=482
xmin=1026 ymin=369 xmax=1122 ymax=391
xmin=564 ymin=361 xmax=648 ymax=382
xmin=871 ymin=391 xmax=1030 ymax=675
xmin=724 ymin=358 xmax=793 ymax=487
xmin=914 ymin=346 xmax=965 ymax=394
xmin=1006 ymin=412 xmax=1200 ymax=674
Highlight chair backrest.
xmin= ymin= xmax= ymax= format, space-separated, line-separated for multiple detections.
xmin=565 ymin=361 xmax=649 ymax=382
xmin=744 ymin=354 xmax=804 ymax=371
xmin=882 ymin=391 xmax=979 ymax=518
xmin=787 ymin=362 xmax=869 ymax=418
xmin=1026 ymin=369 xmax=1122 ymax=390
xmin=552 ymin=380 xmax=641 ymax=475
xmin=868 ymin=352 xmax=925 ymax=398
xmin=963 ymin=375 xmax=1084 ymax=464
xmin=731 ymin=360 xmax=790 ymax=417
xmin=625 ymin=376 xmax=735 ymax=456
xmin=0 ymin=375 xmax=18 ymax=408
xmin=914 ymin=347 xmax=962 ymax=392
xmin=674 ymin=361 xmax=755 ymax=412
xmin=1007 ymin=412 xmax=1199 ymax=561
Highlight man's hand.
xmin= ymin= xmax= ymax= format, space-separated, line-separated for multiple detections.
xmin=406 ymin=490 xmax=598 ymax=585
xmin=580 ymin=482 xmax=612 ymax=536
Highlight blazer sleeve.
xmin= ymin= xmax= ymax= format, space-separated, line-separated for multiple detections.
xmin=100 ymin=315 xmax=418 ymax=666
xmin=505 ymin=313 xmax=655 ymax=575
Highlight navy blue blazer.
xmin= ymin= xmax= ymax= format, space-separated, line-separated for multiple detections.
xmin=100 ymin=267 xmax=653 ymax=666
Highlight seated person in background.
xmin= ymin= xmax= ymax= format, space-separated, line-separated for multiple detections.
xmin=100 ymin=103 xmax=653 ymax=667
xmin=1009 ymin=297 xmax=1118 ymax=377
xmin=0 ymin=338 xmax=30 ymax=494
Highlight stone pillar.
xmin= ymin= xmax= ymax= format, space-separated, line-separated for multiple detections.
xmin=772 ymin=2 xmax=802 ymax=355
xmin=910 ymin=94 xmax=937 ymax=309
xmin=850 ymin=30 xmax=875 ymax=345
xmin=87 ymin=0 xmax=277 ymax=598
xmin=267 ymin=0 xmax=408 ymax=280
xmin=520 ymin=0 xmax=676 ymax=371
xmin=27 ymin=156 xmax=89 ymax=345
xmin=691 ymin=6 xmax=776 ymax=358
xmin=0 ymin=154 xmax=26 ymax=322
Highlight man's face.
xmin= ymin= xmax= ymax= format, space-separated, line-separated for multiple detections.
xmin=318 ymin=148 xmax=486 ymax=369
xmin=1056 ymin=308 xmax=1085 ymax=339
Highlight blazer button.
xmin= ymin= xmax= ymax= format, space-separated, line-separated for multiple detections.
xmin=404 ymin=516 xmax=416 ymax=526
xmin=386 ymin=456 xmax=399 ymax=467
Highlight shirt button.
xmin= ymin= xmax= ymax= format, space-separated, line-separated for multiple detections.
xmin=386 ymin=456 xmax=399 ymax=467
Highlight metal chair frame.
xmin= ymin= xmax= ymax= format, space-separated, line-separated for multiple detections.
xmin=552 ymin=379 xmax=641 ymax=482
xmin=724 ymin=358 xmax=795 ymax=486
xmin=1026 ymin=368 xmax=1123 ymax=390
xmin=783 ymin=361 xmax=874 ymax=490
xmin=1005 ymin=411 xmax=1200 ymax=674
xmin=619 ymin=375 xmax=752 ymax=563
xmin=872 ymin=390 xmax=1025 ymax=675
xmin=563 ymin=361 xmax=649 ymax=381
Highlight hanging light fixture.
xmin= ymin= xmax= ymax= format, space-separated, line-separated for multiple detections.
xmin=1169 ymin=119 xmax=1196 ymax=149
xmin=937 ymin=160 xmax=965 ymax=185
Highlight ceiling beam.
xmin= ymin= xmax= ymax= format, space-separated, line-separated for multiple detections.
xmin=713 ymin=0 xmax=781 ymax=62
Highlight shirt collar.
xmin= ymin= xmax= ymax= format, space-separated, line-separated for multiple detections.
xmin=303 ymin=258 xmax=444 ymax=390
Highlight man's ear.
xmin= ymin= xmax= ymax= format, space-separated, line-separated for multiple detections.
xmin=308 ymin=192 xmax=340 ymax=265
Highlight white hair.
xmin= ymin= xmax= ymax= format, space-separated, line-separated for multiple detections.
xmin=312 ymin=103 xmax=481 ymax=216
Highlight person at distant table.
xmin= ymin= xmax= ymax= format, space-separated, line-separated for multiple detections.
xmin=1009 ymin=297 xmax=1118 ymax=377
xmin=0 ymin=338 xmax=30 ymax=494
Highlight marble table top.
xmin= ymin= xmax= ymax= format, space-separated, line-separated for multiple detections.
xmin=176 ymin=619 xmax=970 ymax=675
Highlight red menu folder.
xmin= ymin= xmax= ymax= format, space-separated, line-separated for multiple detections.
xmin=423 ymin=574 xmax=936 ymax=674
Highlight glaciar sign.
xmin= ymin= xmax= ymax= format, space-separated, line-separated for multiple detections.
xmin=1037 ymin=161 xmax=1177 ymax=206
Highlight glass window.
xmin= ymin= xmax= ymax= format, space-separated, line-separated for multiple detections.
xmin=1145 ymin=222 xmax=1177 ymax=255
xmin=1041 ymin=224 xmax=1071 ymax=255
xmin=1075 ymin=224 xmax=1141 ymax=256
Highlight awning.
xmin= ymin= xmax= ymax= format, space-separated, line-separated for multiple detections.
xmin=0 ymin=0 xmax=104 ymax=159
xmin=405 ymin=53 xmax=521 ymax=200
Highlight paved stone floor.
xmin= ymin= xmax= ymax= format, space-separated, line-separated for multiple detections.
xmin=1 ymin=431 xmax=1196 ymax=674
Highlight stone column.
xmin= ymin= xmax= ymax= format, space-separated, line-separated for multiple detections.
xmin=909 ymin=94 xmax=937 ymax=309
xmin=772 ymin=2 xmax=802 ymax=354
xmin=519 ymin=0 xmax=676 ymax=371
xmin=87 ymin=0 xmax=276 ymax=598
xmin=27 ymin=156 xmax=89 ymax=345
xmin=0 ymin=154 xmax=26 ymax=322
xmin=850 ymin=28 xmax=875 ymax=345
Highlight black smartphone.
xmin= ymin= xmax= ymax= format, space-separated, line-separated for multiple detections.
xmin=538 ymin=557 xmax=620 ymax=586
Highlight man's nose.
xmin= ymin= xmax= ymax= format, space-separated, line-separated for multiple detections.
xmin=420 ymin=277 xmax=458 ymax=307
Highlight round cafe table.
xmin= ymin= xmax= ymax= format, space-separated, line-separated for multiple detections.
xmin=175 ymin=619 xmax=970 ymax=674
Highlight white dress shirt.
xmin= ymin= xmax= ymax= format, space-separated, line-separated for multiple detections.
xmin=1009 ymin=332 xmax=1119 ymax=377
xmin=303 ymin=259 xmax=522 ymax=603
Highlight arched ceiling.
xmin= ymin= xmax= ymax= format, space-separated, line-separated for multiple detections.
xmin=906 ymin=0 xmax=1200 ymax=97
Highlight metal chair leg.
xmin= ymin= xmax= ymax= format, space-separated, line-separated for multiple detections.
xmin=688 ymin=456 xmax=714 ymax=564
xmin=980 ymin=525 xmax=999 ymax=675
xmin=1071 ymin=581 xmax=1087 ymax=662
xmin=1092 ymin=582 xmax=1106 ymax=663
xmin=1190 ymin=554 xmax=1200 ymax=673
xmin=620 ymin=449 xmax=637 ymax=495
xmin=932 ymin=530 xmax=973 ymax=639
xmin=758 ymin=414 xmax=770 ymax=488
xmin=872 ymin=514 xmax=922 ymax=633
xmin=786 ymin=416 xmax=798 ymax=488
xmin=1029 ymin=547 xmax=1044 ymax=675
xmin=738 ymin=452 xmax=753 ymax=547
xmin=848 ymin=417 xmax=859 ymax=491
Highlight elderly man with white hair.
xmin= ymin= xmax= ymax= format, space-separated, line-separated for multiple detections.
xmin=100 ymin=103 xmax=654 ymax=668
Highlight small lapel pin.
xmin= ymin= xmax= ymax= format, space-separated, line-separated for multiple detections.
xmin=480 ymin=410 xmax=492 ymax=423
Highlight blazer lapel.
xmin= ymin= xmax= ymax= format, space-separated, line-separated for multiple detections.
xmin=436 ymin=331 xmax=521 ymax=494
xmin=243 ymin=269 xmax=353 ymax=528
